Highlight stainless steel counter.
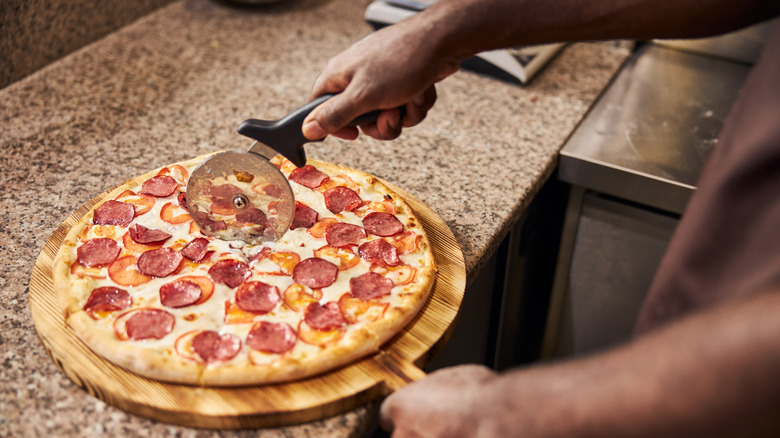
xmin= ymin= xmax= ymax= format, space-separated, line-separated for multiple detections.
xmin=558 ymin=43 xmax=751 ymax=215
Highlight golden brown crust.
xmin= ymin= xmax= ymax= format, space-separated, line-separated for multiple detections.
xmin=52 ymin=155 xmax=436 ymax=386
xmin=68 ymin=311 xmax=205 ymax=384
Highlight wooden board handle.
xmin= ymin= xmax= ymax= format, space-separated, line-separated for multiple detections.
xmin=376 ymin=352 xmax=428 ymax=392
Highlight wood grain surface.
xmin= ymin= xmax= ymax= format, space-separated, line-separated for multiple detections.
xmin=29 ymin=171 xmax=466 ymax=429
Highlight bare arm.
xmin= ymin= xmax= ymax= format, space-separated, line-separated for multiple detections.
xmin=380 ymin=290 xmax=780 ymax=437
xmin=302 ymin=0 xmax=779 ymax=140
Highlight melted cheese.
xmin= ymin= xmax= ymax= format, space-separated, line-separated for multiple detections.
xmin=70 ymin=159 xmax=431 ymax=370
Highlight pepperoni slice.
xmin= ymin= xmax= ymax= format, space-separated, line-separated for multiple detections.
xmin=291 ymin=202 xmax=318 ymax=230
xmin=181 ymin=237 xmax=209 ymax=262
xmin=325 ymin=223 xmax=367 ymax=247
xmin=211 ymin=183 xmax=242 ymax=198
xmin=304 ymin=302 xmax=347 ymax=331
xmin=124 ymin=309 xmax=175 ymax=340
xmin=362 ymin=212 xmax=404 ymax=237
xmin=209 ymin=184 xmax=243 ymax=214
xmin=246 ymin=321 xmax=297 ymax=354
xmin=235 ymin=207 xmax=267 ymax=226
xmin=191 ymin=331 xmax=241 ymax=363
xmin=260 ymin=183 xmax=283 ymax=198
xmin=93 ymin=200 xmax=134 ymax=226
xmin=323 ymin=186 xmax=362 ymax=214
xmin=289 ymin=165 xmax=329 ymax=189
xmin=292 ymin=257 xmax=338 ymax=289
xmin=160 ymin=279 xmax=202 ymax=308
xmin=123 ymin=231 xmax=164 ymax=252
xmin=193 ymin=211 xmax=227 ymax=232
xmin=84 ymin=287 xmax=131 ymax=317
xmin=137 ymin=247 xmax=183 ymax=277
xmin=76 ymin=238 xmax=120 ymax=267
xmin=177 ymin=192 xmax=189 ymax=211
xmin=358 ymin=239 xmax=401 ymax=266
xmin=235 ymin=281 xmax=280 ymax=314
xmin=128 ymin=224 xmax=172 ymax=244
xmin=140 ymin=175 xmax=178 ymax=198
xmin=208 ymin=259 xmax=250 ymax=288
xmin=350 ymin=272 xmax=394 ymax=301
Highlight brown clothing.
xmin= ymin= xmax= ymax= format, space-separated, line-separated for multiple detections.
xmin=635 ymin=24 xmax=780 ymax=334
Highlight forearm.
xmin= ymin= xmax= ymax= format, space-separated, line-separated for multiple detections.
xmin=483 ymin=291 xmax=780 ymax=437
xmin=416 ymin=0 xmax=779 ymax=62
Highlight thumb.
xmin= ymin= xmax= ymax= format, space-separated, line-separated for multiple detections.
xmin=302 ymin=92 xmax=364 ymax=140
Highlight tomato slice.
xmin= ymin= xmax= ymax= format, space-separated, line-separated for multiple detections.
xmin=224 ymin=299 xmax=255 ymax=325
xmin=156 ymin=164 xmax=189 ymax=186
xmin=316 ymin=174 xmax=359 ymax=194
xmin=70 ymin=260 xmax=107 ymax=279
xmin=297 ymin=320 xmax=344 ymax=346
xmin=161 ymin=202 xmax=192 ymax=224
xmin=174 ymin=330 xmax=201 ymax=362
xmin=175 ymin=275 xmax=215 ymax=305
xmin=268 ymin=251 xmax=300 ymax=275
xmin=283 ymin=283 xmax=322 ymax=312
xmin=122 ymin=232 xmax=164 ymax=253
xmin=338 ymin=293 xmax=389 ymax=324
xmin=108 ymin=255 xmax=152 ymax=286
xmin=79 ymin=224 xmax=120 ymax=242
xmin=188 ymin=220 xmax=203 ymax=235
xmin=313 ymin=245 xmax=360 ymax=271
xmin=275 ymin=157 xmax=297 ymax=175
xmin=114 ymin=190 xmax=155 ymax=217
xmin=353 ymin=199 xmax=396 ymax=218
xmin=307 ymin=217 xmax=339 ymax=239
xmin=388 ymin=231 xmax=419 ymax=255
xmin=371 ymin=264 xmax=417 ymax=285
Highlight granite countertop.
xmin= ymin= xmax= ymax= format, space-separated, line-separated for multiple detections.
xmin=0 ymin=0 xmax=630 ymax=435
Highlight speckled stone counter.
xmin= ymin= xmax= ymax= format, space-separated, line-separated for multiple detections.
xmin=0 ymin=0 xmax=176 ymax=88
xmin=0 ymin=0 xmax=630 ymax=435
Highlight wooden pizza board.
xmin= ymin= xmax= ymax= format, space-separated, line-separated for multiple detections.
xmin=28 ymin=167 xmax=466 ymax=429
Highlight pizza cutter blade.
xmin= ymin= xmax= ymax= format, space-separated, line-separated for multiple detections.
xmin=187 ymin=94 xmax=389 ymax=245
xmin=186 ymin=149 xmax=294 ymax=245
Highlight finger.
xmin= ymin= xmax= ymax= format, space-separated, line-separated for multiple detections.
xmin=360 ymin=109 xmax=403 ymax=140
xmin=378 ymin=394 xmax=397 ymax=432
xmin=330 ymin=126 xmax=360 ymax=141
xmin=403 ymin=86 xmax=437 ymax=128
xmin=376 ymin=108 xmax=403 ymax=140
xmin=303 ymin=92 xmax=365 ymax=140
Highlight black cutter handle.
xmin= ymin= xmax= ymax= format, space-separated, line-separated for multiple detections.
xmin=237 ymin=94 xmax=404 ymax=168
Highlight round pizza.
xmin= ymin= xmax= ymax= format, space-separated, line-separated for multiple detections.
xmin=52 ymin=155 xmax=436 ymax=386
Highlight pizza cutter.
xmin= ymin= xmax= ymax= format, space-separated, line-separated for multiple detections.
xmin=187 ymin=94 xmax=390 ymax=245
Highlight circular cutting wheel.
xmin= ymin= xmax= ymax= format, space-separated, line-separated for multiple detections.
xmin=186 ymin=151 xmax=294 ymax=244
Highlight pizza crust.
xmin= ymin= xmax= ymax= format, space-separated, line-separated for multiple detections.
xmin=53 ymin=155 xmax=437 ymax=386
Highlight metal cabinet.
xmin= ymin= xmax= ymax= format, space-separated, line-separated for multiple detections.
xmin=543 ymin=41 xmax=756 ymax=358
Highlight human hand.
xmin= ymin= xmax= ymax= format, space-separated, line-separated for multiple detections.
xmin=379 ymin=364 xmax=498 ymax=437
xmin=302 ymin=16 xmax=460 ymax=141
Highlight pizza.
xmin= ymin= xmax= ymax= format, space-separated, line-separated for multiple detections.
xmin=52 ymin=154 xmax=436 ymax=386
